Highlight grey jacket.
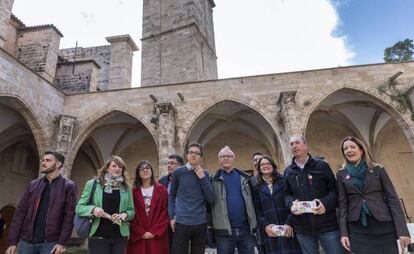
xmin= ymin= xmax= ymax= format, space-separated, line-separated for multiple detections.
xmin=211 ymin=168 xmax=257 ymax=235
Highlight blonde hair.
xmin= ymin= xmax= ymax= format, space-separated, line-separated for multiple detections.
xmin=340 ymin=136 xmax=374 ymax=170
xmin=96 ymin=155 xmax=130 ymax=189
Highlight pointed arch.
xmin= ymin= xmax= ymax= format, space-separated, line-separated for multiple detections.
xmin=181 ymin=99 xmax=285 ymax=171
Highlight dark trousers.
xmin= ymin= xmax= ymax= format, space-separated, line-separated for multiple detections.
xmin=88 ymin=236 xmax=127 ymax=254
xmin=215 ymin=227 xmax=256 ymax=254
xmin=172 ymin=222 xmax=207 ymax=254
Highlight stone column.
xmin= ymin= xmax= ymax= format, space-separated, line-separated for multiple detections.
xmin=54 ymin=114 xmax=76 ymax=177
xmin=106 ymin=35 xmax=138 ymax=89
xmin=277 ymin=91 xmax=301 ymax=163
xmin=156 ymin=101 xmax=176 ymax=177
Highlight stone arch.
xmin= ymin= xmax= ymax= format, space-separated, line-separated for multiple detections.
xmin=67 ymin=106 xmax=157 ymax=172
xmin=181 ymin=98 xmax=285 ymax=173
xmin=0 ymin=94 xmax=48 ymax=155
xmin=68 ymin=108 xmax=159 ymax=190
xmin=0 ymin=95 xmax=45 ymax=215
xmin=304 ymin=86 xmax=414 ymax=147
xmin=305 ymin=86 xmax=414 ymax=218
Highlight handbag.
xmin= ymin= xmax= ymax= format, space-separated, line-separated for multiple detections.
xmin=74 ymin=180 xmax=97 ymax=238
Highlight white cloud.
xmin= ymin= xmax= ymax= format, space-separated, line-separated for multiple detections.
xmin=12 ymin=0 xmax=353 ymax=85
xmin=214 ymin=0 xmax=355 ymax=78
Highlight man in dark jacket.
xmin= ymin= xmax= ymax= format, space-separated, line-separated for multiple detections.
xmin=6 ymin=151 xmax=77 ymax=254
xmin=159 ymin=154 xmax=184 ymax=193
xmin=158 ymin=153 xmax=183 ymax=251
xmin=284 ymin=136 xmax=343 ymax=254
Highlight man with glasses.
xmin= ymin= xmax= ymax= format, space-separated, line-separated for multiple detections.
xmin=159 ymin=154 xmax=184 ymax=193
xmin=159 ymin=154 xmax=183 ymax=251
xmin=211 ymin=146 xmax=257 ymax=254
xmin=168 ymin=142 xmax=215 ymax=254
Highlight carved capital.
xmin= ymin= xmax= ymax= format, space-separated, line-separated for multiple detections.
xmin=156 ymin=101 xmax=174 ymax=114
xmin=277 ymin=90 xmax=297 ymax=106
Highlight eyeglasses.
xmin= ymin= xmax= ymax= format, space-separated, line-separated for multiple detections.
xmin=139 ymin=167 xmax=151 ymax=171
xmin=260 ymin=162 xmax=272 ymax=167
xmin=219 ymin=155 xmax=234 ymax=159
xmin=167 ymin=161 xmax=178 ymax=165
xmin=188 ymin=151 xmax=201 ymax=157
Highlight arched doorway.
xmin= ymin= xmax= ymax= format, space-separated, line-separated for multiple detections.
xmin=0 ymin=97 xmax=39 ymax=210
xmin=71 ymin=111 xmax=158 ymax=193
xmin=0 ymin=205 xmax=16 ymax=253
xmin=306 ymin=88 xmax=414 ymax=219
xmin=184 ymin=100 xmax=283 ymax=175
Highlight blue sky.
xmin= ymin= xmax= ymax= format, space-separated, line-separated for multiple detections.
xmin=11 ymin=0 xmax=414 ymax=85
xmin=333 ymin=0 xmax=414 ymax=64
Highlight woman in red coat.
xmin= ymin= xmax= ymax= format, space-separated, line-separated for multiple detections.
xmin=126 ymin=160 xmax=170 ymax=254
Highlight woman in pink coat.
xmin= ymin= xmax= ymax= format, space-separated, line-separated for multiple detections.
xmin=126 ymin=160 xmax=169 ymax=254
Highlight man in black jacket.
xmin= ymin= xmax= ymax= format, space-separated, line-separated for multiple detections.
xmin=284 ymin=136 xmax=343 ymax=254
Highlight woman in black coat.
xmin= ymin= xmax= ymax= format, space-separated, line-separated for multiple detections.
xmin=253 ymin=155 xmax=302 ymax=254
xmin=337 ymin=136 xmax=411 ymax=254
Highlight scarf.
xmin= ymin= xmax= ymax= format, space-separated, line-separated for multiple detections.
xmin=104 ymin=173 xmax=124 ymax=194
xmin=347 ymin=159 xmax=371 ymax=226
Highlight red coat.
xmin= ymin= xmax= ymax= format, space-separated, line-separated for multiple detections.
xmin=126 ymin=183 xmax=169 ymax=254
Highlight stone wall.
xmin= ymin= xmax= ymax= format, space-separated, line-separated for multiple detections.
xmin=55 ymin=60 xmax=99 ymax=94
xmin=0 ymin=0 xmax=14 ymax=48
xmin=16 ymin=26 xmax=62 ymax=83
xmin=60 ymin=45 xmax=111 ymax=90
xmin=141 ymin=0 xmax=217 ymax=86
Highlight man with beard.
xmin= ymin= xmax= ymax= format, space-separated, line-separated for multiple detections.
xmin=6 ymin=151 xmax=77 ymax=254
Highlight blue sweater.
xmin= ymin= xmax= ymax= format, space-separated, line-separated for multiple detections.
xmin=168 ymin=164 xmax=216 ymax=225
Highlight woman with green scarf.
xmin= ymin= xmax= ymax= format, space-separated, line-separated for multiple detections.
xmin=336 ymin=136 xmax=411 ymax=254
xmin=76 ymin=155 xmax=135 ymax=254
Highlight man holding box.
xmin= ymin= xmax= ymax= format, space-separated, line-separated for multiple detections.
xmin=284 ymin=135 xmax=343 ymax=254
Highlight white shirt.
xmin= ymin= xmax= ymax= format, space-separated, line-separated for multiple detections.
xmin=141 ymin=186 xmax=154 ymax=216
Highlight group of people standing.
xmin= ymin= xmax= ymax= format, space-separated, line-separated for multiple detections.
xmin=4 ymin=135 xmax=412 ymax=254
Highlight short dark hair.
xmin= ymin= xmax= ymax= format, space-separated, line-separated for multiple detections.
xmin=186 ymin=142 xmax=203 ymax=156
xmin=134 ymin=160 xmax=155 ymax=188
xmin=44 ymin=151 xmax=65 ymax=165
xmin=252 ymin=152 xmax=262 ymax=158
xmin=168 ymin=154 xmax=184 ymax=165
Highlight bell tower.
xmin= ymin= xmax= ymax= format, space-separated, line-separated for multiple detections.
xmin=141 ymin=0 xmax=218 ymax=86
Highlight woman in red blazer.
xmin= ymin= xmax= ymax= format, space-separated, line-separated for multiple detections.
xmin=126 ymin=160 xmax=170 ymax=254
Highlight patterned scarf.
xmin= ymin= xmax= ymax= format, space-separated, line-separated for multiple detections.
xmin=347 ymin=159 xmax=372 ymax=226
xmin=104 ymin=173 xmax=124 ymax=194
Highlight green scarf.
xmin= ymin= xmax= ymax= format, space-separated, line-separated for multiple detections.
xmin=347 ymin=159 xmax=372 ymax=226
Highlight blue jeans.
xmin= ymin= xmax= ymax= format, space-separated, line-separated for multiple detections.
xmin=215 ymin=227 xmax=255 ymax=254
xmin=296 ymin=230 xmax=344 ymax=254
xmin=18 ymin=241 xmax=56 ymax=254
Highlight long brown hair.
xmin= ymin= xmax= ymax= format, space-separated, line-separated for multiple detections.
xmin=340 ymin=136 xmax=375 ymax=170
xmin=134 ymin=160 xmax=156 ymax=188
xmin=96 ymin=155 xmax=130 ymax=189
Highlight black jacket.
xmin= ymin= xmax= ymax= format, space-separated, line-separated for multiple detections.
xmin=158 ymin=175 xmax=171 ymax=189
xmin=284 ymin=155 xmax=339 ymax=234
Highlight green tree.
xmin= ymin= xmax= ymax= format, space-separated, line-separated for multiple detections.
xmin=384 ymin=38 xmax=414 ymax=62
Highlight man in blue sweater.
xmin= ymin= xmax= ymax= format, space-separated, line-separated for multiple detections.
xmin=168 ymin=142 xmax=216 ymax=254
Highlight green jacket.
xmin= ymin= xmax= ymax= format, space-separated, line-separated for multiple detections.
xmin=75 ymin=179 xmax=135 ymax=237
xmin=211 ymin=169 xmax=257 ymax=235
